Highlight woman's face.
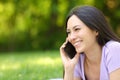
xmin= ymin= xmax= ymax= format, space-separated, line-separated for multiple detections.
xmin=67 ymin=15 xmax=98 ymax=53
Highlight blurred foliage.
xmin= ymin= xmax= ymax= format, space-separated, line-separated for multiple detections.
xmin=0 ymin=0 xmax=120 ymax=52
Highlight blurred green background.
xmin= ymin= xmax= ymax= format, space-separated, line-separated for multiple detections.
xmin=0 ymin=0 xmax=120 ymax=52
xmin=0 ymin=0 xmax=120 ymax=80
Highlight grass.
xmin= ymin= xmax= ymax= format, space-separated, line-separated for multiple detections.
xmin=0 ymin=51 xmax=63 ymax=80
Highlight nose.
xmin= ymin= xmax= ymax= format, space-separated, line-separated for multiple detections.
xmin=68 ymin=32 xmax=77 ymax=42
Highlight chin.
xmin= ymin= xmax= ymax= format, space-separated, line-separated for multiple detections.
xmin=76 ymin=47 xmax=84 ymax=53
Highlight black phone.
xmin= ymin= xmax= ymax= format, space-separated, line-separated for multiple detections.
xmin=64 ymin=42 xmax=76 ymax=59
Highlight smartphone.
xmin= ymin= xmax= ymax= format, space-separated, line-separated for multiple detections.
xmin=64 ymin=41 xmax=76 ymax=59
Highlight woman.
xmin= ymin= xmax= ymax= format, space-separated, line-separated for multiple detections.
xmin=60 ymin=5 xmax=120 ymax=80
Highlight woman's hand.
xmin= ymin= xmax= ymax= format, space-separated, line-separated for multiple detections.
xmin=60 ymin=39 xmax=80 ymax=72
xmin=60 ymin=38 xmax=81 ymax=80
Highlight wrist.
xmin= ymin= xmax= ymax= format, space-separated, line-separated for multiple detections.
xmin=64 ymin=69 xmax=74 ymax=80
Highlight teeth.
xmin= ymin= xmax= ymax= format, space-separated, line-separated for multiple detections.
xmin=74 ymin=42 xmax=80 ymax=46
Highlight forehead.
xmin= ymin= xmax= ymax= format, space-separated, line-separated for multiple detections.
xmin=67 ymin=15 xmax=85 ymax=29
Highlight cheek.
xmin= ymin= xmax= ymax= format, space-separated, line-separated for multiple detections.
xmin=82 ymin=30 xmax=96 ymax=40
xmin=84 ymin=34 xmax=97 ymax=48
xmin=78 ymin=29 xmax=88 ymax=36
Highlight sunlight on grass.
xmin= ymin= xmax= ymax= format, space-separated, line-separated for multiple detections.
xmin=0 ymin=63 xmax=20 ymax=70
xmin=0 ymin=51 xmax=63 ymax=80
xmin=27 ymin=57 xmax=62 ymax=65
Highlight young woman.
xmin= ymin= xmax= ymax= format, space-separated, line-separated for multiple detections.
xmin=60 ymin=5 xmax=120 ymax=80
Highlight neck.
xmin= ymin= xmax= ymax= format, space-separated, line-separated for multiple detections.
xmin=84 ymin=43 xmax=102 ymax=65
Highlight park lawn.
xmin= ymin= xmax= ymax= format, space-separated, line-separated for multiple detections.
xmin=0 ymin=51 xmax=63 ymax=80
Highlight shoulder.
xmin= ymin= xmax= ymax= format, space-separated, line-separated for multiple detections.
xmin=103 ymin=40 xmax=120 ymax=53
xmin=102 ymin=40 xmax=120 ymax=73
xmin=105 ymin=40 xmax=120 ymax=47
xmin=103 ymin=40 xmax=120 ymax=58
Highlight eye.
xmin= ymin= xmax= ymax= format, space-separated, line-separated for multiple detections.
xmin=66 ymin=31 xmax=70 ymax=35
xmin=74 ymin=28 xmax=81 ymax=31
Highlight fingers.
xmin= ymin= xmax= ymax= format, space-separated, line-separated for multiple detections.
xmin=60 ymin=37 xmax=80 ymax=66
xmin=73 ymin=53 xmax=80 ymax=62
xmin=60 ymin=37 xmax=69 ymax=53
xmin=60 ymin=38 xmax=69 ymax=63
xmin=60 ymin=46 xmax=69 ymax=63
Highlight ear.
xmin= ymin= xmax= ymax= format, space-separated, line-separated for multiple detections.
xmin=95 ymin=31 xmax=99 ymax=36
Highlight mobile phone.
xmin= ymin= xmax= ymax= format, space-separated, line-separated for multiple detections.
xmin=64 ymin=42 xmax=76 ymax=59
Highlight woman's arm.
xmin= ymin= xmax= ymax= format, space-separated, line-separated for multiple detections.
xmin=64 ymin=68 xmax=81 ymax=80
xmin=64 ymin=65 xmax=81 ymax=80
xmin=74 ymin=77 xmax=81 ymax=80
xmin=61 ymin=51 xmax=80 ymax=80
xmin=110 ymin=68 xmax=120 ymax=80
xmin=64 ymin=68 xmax=74 ymax=80
xmin=60 ymin=39 xmax=80 ymax=80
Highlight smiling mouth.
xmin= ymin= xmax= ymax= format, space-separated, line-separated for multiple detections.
xmin=73 ymin=41 xmax=81 ymax=47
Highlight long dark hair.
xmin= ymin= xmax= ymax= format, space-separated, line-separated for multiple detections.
xmin=66 ymin=5 xmax=120 ymax=47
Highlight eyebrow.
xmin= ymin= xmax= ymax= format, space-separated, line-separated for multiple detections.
xmin=67 ymin=25 xmax=80 ymax=31
xmin=73 ymin=25 xmax=80 ymax=29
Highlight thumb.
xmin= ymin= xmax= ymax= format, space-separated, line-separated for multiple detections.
xmin=72 ymin=53 xmax=80 ymax=63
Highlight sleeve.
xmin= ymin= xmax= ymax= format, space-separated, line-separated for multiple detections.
xmin=106 ymin=42 xmax=120 ymax=73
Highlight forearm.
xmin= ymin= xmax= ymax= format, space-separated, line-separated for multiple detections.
xmin=64 ymin=68 xmax=74 ymax=80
